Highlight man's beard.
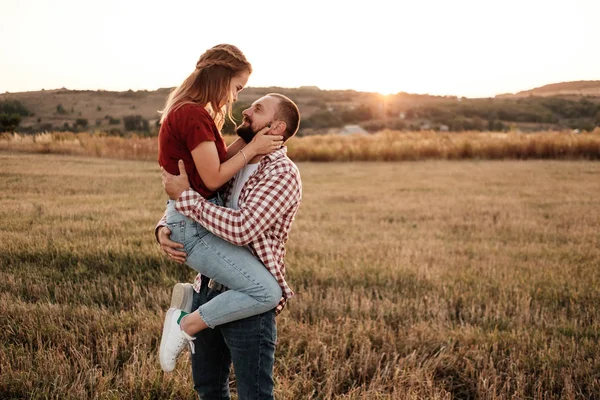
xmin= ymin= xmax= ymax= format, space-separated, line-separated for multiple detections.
xmin=235 ymin=125 xmax=255 ymax=144
xmin=235 ymin=123 xmax=257 ymax=144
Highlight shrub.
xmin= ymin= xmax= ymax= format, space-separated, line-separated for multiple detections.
xmin=0 ymin=114 xmax=22 ymax=132
xmin=123 ymin=115 xmax=148 ymax=131
xmin=0 ymin=100 xmax=32 ymax=116
xmin=56 ymin=104 xmax=68 ymax=115
xmin=74 ymin=118 xmax=88 ymax=128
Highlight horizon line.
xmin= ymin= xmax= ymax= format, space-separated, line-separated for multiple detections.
xmin=2 ymin=79 xmax=600 ymax=99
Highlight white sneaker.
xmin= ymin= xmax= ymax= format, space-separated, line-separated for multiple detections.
xmin=159 ymin=308 xmax=196 ymax=372
xmin=170 ymin=283 xmax=194 ymax=312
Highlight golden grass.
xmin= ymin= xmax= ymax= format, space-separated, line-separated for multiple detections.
xmin=1 ymin=152 xmax=600 ymax=399
xmin=1 ymin=128 xmax=599 ymax=162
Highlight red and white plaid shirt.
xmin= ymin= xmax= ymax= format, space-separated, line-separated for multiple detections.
xmin=175 ymin=147 xmax=302 ymax=314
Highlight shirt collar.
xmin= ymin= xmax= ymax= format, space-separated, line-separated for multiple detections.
xmin=260 ymin=146 xmax=287 ymax=165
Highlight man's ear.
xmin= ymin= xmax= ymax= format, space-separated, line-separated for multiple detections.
xmin=272 ymin=121 xmax=287 ymax=135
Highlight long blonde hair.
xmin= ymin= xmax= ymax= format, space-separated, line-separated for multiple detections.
xmin=159 ymin=44 xmax=252 ymax=130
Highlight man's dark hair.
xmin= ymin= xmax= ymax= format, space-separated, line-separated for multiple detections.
xmin=268 ymin=93 xmax=300 ymax=142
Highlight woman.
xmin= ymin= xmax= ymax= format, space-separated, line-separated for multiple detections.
xmin=157 ymin=44 xmax=283 ymax=372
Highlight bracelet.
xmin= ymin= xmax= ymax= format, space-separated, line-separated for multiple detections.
xmin=239 ymin=149 xmax=248 ymax=165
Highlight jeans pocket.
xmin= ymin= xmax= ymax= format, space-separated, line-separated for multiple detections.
xmin=166 ymin=220 xmax=186 ymax=245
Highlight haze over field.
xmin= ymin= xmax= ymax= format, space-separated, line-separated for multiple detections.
xmin=1 ymin=0 xmax=599 ymax=98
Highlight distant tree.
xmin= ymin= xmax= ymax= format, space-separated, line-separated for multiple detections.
xmin=56 ymin=104 xmax=68 ymax=115
xmin=0 ymin=100 xmax=32 ymax=116
xmin=302 ymin=110 xmax=343 ymax=129
xmin=108 ymin=117 xmax=121 ymax=125
xmin=123 ymin=115 xmax=148 ymax=131
xmin=97 ymin=106 xmax=102 ymax=111
xmin=74 ymin=118 xmax=89 ymax=129
xmin=341 ymin=104 xmax=373 ymax=124
xmin=0 ymin=114 xmax=22 ymax=132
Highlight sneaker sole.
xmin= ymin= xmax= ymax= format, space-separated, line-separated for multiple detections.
xmin=159 ymin=307 xmax=177 ymax=372
xmin=170 ymin=283 xmax=194 ymax=313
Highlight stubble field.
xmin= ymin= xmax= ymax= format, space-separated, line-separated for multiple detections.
xmin=1 ymin=152 xmax=599 ymax=399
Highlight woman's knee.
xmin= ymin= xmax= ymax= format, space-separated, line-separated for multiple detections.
xmin=261 ymin=279 xmax=282 ymax=309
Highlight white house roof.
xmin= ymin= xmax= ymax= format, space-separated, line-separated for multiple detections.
xmin=340 ymin=125 xmax=368 ymax=135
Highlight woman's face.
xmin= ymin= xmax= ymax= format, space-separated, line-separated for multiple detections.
xmin=225 ymin=70 xmax=250 ymax=107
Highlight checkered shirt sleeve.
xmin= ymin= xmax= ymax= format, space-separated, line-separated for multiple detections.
xmin=176 ymin=166 xmax=300 ymax=247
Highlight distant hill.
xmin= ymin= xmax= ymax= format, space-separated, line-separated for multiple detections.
xmin=2 ymin=81 xmax=599 ymax=134
xmin=496 ymin=80 xmax=600 ymax=99
xmin=0 ymin=86 xmax=372 ymax=134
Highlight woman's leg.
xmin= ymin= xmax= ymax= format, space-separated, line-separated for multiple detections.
xmin=183 ymin=231 xmax=282 ymax=329
xmin=165 ymin=199 xmax=281 ymax=329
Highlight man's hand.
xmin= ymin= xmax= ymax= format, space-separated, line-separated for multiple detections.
xmin=157 ymin=226 xmax=187 ymax=263
xmin=162 ymin=160 xmax=191 ymax=200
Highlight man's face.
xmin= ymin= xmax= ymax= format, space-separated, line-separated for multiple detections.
xmin=235 ymin=96 xmax=279 ymax=143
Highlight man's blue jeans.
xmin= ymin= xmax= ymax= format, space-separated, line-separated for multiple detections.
xmin=191 ymin=276 xmax=277 ymax=400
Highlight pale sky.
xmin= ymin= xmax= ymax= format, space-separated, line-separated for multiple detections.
xmin=1 ymin=0 xmax=598 ymax=98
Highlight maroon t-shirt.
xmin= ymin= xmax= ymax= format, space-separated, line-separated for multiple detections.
xmin=158 ymin=104 xmax=228 ymax=198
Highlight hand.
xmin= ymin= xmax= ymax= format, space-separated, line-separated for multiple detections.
xmin=248 ymin=126 xmax=284 ymax=155
xmin=158 ymin=226 xmax=187 ymax=263
xmin=161 ymin=160 xmax=190 ymax=200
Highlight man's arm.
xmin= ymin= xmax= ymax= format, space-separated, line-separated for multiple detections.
xmin=176 ymin=168 xmax=301 ymax=246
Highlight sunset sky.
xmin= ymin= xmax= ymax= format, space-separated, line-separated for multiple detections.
xmin=1 ymin=0 xmax=598 ymax=98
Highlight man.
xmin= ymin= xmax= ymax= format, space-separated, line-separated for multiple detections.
xmin=157 ymin=93 xmax=302 ymax=399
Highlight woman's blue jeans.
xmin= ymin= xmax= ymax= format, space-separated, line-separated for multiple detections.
xmin=165 ymin=199 xmax=281 ymax=328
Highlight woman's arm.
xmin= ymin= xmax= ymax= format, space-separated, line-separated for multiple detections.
xmin=225 ymin=137 xmax=246 ymax=160
xmin=191 ymin=130 xmax=282 ymax=191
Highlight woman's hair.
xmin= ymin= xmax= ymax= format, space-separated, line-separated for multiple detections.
xmin=159 ymin=44 xmax=252 ymax=130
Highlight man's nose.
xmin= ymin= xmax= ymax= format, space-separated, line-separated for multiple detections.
xmin=242 ymin=108 xmax=251 ymax=118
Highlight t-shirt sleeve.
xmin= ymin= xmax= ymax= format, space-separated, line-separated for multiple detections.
xmin=183 ymin=107 xmax=217 ymax=152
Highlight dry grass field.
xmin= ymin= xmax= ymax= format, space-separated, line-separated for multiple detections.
xmin=1 ymin=129 xmax=600 ymax=163
xmin=1 ymin=152 xmax=599 ymax=399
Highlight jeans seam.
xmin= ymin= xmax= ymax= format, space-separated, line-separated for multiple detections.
xmin=217 ymin=336 xmax=229 ymax=400
xmin=197 ymin=237 xmax=272 ymax=303
xmin=256 ymin=314 xmax=264 ymax=400
xmin=199 ymin=298 xmax=275 ymax=329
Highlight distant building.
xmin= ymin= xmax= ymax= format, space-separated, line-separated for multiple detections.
xmin=340 ymin=125 xmax=368 ymax=135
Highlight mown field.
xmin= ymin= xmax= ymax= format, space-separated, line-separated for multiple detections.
xmin=1 ymin=152 xmax=599 ymax=399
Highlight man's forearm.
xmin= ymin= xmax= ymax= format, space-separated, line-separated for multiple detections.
xmin=176 ymin=170 xmax=299 ymax=246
